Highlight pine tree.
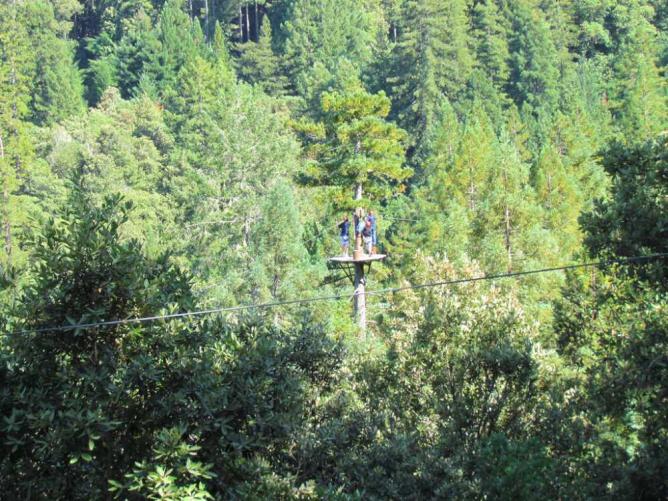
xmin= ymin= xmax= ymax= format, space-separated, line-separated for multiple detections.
xmin=156 ymin=0 xmax=207 ymax=97
xmin=114 ymin=7 xmax=163 ymax=98
xmin=235 ymin=19 xmax=288 ymax=96
xmin=24 ymin=1 xmax=84 ymax=125
xmin=472 ymin=0 xmax=511 ymax=91
xmin=571 ymin=0 xmax=614 ymax=57
xmin=161 ymin=52 xmax=305 ymax=303
xmin=248 ymin=180 xmax=314 ymax=304
xmin=296 ymin=79 xmax=410 ymax=204
xmin=382 ymin=0 xmax=403 ymax=42
xmin=533 ymin=143 xmax=581 ymax=257
xmin=444 ymin=103 xmax=496 ymax=215
xmin=506 ymin=2 xmax=560 ymax=117
xmin=0 ymin=1 xmax=35 ymax=266
xmin=84 ymin=31 xmax=119 ymax=105
xmin=389 ymin=0 xmax=474 ymax=154
xmin=281 ymin=0 xmax=383 ymax=98
xmin=611 ymin=1 xmax=667 ymax=141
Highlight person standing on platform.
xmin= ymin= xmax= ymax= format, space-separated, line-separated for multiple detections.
xmin=362 ymin=219 xmax=373 ymax=254
xmin=338 ymin=216 xmax=350 ymax=257
xmin=367 ymin=210 xmax=377 ymax=253
xmin=356 ymin=213 xmax=365 ymax=238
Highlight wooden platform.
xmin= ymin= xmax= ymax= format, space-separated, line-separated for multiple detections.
xmin=328 ymin=254 xmax=387 ymax=264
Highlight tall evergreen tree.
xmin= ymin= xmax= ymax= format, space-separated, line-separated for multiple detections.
xmin=295 ymin=79 xmax=410 ymax=204
xmin=281 ymin=0 xmax=383 ymax=98
xmin=472 ymin=0 xmax=511 ymax=91
xmin=27 ymin=1 xmax=85 ymax=125
xmin=388 ymin=0 xmax=474 ymax=155
xmin=236 ymin=19 xmax=288 ymax=96
xmin=506 ymin=2 xmax=560 ymax=117
xmin=114 ymin=6 xmax=163 ymax=98
xmin=611 ymin=1 xmax=667 ymax=141
xmin=0 ymin=1 xmax=63 ymax=266
xmin=533 ymin=143 xmax=581 ymax=257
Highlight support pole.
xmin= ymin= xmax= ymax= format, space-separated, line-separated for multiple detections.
xmin=353 ymin=262 xmax=366 ymax=332
xmin=353 ymin=207 xmax=363 ymax=260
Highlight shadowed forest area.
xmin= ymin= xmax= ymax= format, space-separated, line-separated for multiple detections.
xmin=0 ymin=0 xmax=667 ymax=498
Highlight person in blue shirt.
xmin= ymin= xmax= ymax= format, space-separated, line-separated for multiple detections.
xmin=356 ymin=214 xmax=366 ymax=237
xmin=367 ymin=210 xmax=377 ymax=253
xmin=338 ymin=216 xmax=350 ymax=256
xmin=362 ymin=219 xmax=373 ymax=254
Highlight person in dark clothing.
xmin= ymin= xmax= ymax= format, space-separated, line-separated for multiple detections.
xmin=367 ymin=210 xmax=377 ymax=252
xmin=338 ymin=216 xmax=350 ymax=257
xmin=362 ymin=219 xmax=373 ymax=254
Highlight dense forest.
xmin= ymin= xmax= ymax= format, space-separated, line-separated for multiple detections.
xmin=0 ymin=0 xmax=667 ymax=498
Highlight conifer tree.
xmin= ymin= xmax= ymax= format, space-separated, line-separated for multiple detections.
xmin=0 ymin=1 xmax=38 ymax=266
xmin=389 ymin=0 xmax=473 ymax=153
xmin=472 ymin=0 xmax=511 ymax=91
xmin=533 ymin=143 xmax=581 ymax=257
xmin=156 ymin=0 xmax=206 ymax=97
xmin=27 ymin=1 xmax=85 ymax=125
xmin=236 ymin=19 xmax=289 ymax=96
xmin=281 ymin=0 xmax=382 ymax=98
xmin=84 ymin=32 xmax=119 ymax=105
xmin=506 ymin=2 xmax=560 ymax=117
xmin=249 ymin=180 xmax=314 ymax=304
xmin=114 ymin=7 xmax=163 ymax=98
xmin=611 ymin=1 xmax=667 ymax=141
xmin=382 ymin=0 xmax=403 ymax=42
xmin=443 ymin=104 xmax=496 ymax=214
xmin=161 ymin=51 xmax=305 ymax=303
xmin=570 ymin=0 xmax=614 ymax=57
xmin=296 ymin=79 xmax=410 ymax=204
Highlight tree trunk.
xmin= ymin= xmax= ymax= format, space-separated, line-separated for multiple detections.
xmin=354 ymin=183 xmax=363 ymax=201
xmin=254 ymin=2 xmax=259 ymax=42
xmin=502 ymin=168 xmax=512 ymax=272
xmin=204 ymin=0 xmax=209 ymax=37
xmin=243 ymin=218 xmax=250 ymax=247
xmin=353 ymin=262 xmax=366 ymax=333
xmin=0 ymin=134 xmax=10 ymax=265
xmin=239 ymin=5 xmax=243 ymax=41
xmin=504 ymin=204 xmax=512 ymax=272
xmin=245 ymin=4 xmax=250 ymax=43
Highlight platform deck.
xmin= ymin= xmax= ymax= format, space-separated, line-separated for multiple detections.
xmin=328 ymin=254 xmax=387 ymax=264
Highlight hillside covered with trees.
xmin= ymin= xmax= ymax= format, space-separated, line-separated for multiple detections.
xmin=1 ymin=0 xmax=667 ymax=498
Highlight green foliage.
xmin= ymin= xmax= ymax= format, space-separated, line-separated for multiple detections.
xmin=506 ymin=2 xmax=560 ymax=117
xmin=0 ymin=0 xmax=68 ymax=268
xmin=296 ymin=78 xmax=410 ymax=204
xmin=388 ymin=0 xmax=474 ymax=154
xmin=581 ymin=135 xmax=668 ymax=284
xmin=552 ymin=270 xmax=668 ymax=498
xmin=610 ymin=2 xmax=668 ymax=141
xmin=0 ymin=186 xmax=347 ymax=498
xmin=281 ymin=0 xmax=384 ymax=98
xmin=235 ymin=20 xmax=289 ymax=96
xmin=298 ymin=256 xmax=549 ymax=498
xmin=108 ymin=427 xmax=215 ymax=500
xmin=41 ymin=89 xmax=178 ymax=256
xmin=27 ymin=1 xmax=85 ymax=125
xmin=472 ymin=0 xmax=511 ymax=90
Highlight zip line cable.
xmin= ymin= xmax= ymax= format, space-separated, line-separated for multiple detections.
xmin=366 ymin=253 xmax=668 ymax=297
xmin=10 ymin=253 xmax=668 ymax=335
